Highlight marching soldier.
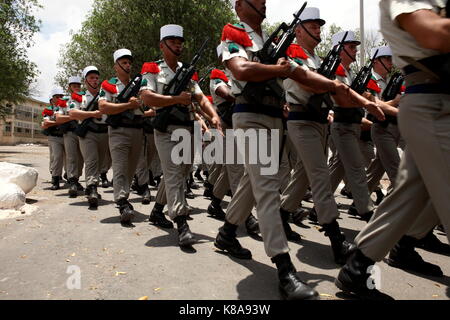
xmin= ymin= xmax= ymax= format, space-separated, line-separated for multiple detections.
xmin=279 ymin=7 xmax=357 ymax=264
xmin=140 ymin=24 xmax=222 ymax=247
xmin=365 ymin=46 xmax=405 ymax=193
xmin=206 ymin=61 xmax=260 ymax=235
xmin=68 ymin=66 xmax=108 ymax=208
xmin=55 ymin=76 xmax=85 ymax=198
xmin=42 ymin=88 xmax=66 ymax=190
xmin=336 ymin=0 xmax=450 ymax=299
xmin=98 ymin=49 xmax=144 ymax=224
xmin=214 ymin=0 xmax=384 ymax=300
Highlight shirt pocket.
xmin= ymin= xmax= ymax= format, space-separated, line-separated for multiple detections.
xmin=156 ymin=74 xmax=169 ymax=94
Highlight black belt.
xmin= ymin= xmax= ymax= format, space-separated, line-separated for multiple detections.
xmin=405 ymin=83 xmax=449 ymax=95
xmin=333 ymin=107 xmax=364 ymax=124
xmin=234 ymin=104 xmax=283 ymax=119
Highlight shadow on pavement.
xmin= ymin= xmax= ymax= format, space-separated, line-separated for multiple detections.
xmin=296 ymin=239 xmax=341 ymax=270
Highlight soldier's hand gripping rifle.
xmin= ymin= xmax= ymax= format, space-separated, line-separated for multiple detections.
xmin=105 ymin=73 xmax=144 ymax=127
xmin=305 ymin=31 xmax=349 ymax=120
xmin=242 ymin=2 xmax=307 ymax=104
xmin=152 ymin=39 xmax=209 ymax=133
xmin=351 ymin=49 xmax=379 ymax=95
xmin=74 ymin=92 xmax=100 ymax=138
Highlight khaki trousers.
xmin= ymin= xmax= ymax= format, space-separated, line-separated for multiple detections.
xmin=282 ymin=120 xmax=340 ymax=225
xmin=109 ymin=127 xmax=143 ymax=202
xmin=329 ymin=123 xmax=374 ymax=214
xmin=48 ymin=135 xmax=65 ymax=177
xmin=225 ymin=112 xmax=288 ymax=258
xmin=79 ymin=131 xmax=109 ymax=187
xmin=366 ymin=123 xmax=405 ymax=192
xmin=63 ymin=131 xmax=84 ymax=179
xmin=356 ymin=93 xmax=450 ymax=261
xmin=154 ymin=125 xmax=193 ymax=220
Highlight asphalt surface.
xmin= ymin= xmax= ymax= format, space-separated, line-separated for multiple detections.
xmin=0 ymin=145 xmax=449 ymax=300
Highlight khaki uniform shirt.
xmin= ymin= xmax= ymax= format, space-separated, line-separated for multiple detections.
xmin=379 ymin=0 xmax=445 ymax=68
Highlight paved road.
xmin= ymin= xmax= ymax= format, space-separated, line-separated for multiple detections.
xmin=0 ymin=145 xmax=448 ymax=300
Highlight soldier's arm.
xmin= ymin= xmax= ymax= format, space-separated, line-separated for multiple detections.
xmin=55 ymin=113 xmax=73 ymax=124
xmin=215 ymin=85 xmax=235 ymax=102
xmin=69 ymin=108 xmax=102 ymax=121
xmin=225 ymin=56 xmax=291 ymax=82
xmin=363 ymin=92 xmax=399 ymax=117
xmin=194 ymin=93 xmax=222 ymax=133
xmin=98 ymin=99 xmax=138 ymax=115
xmin=396 ymin=9 xmax=450 ymax=52
xmin=140 ymin=89 xmax=190 ymax=108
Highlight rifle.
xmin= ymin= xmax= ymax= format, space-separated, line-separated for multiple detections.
xmin=242 ymin=2 xmax=308 ymax=105
xmin=106 ymin=73 xmax=144 ymax=128
xmin=382 ymin=72 xmax=404 ymax=102
xmin=74 ymin=92 xmax=100 ymax=138
xmin=152 ymin=39 xmax=209 ymax=133
xmin=304 ymin=31 xmax=349 ymax=121
xmin=351 ymin=49 xmax=379 ymax=95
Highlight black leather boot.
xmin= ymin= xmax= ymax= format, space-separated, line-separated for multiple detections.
xmin=322 ymin=220 xmax=356 ymax=265
xmin=130 ymin=175 xmax=139 ymax=192
xmin=188 ymin=173 xmax=200 ymax=190
xmin=135 ymin=184 xmax=151 ymax=205
xmin=387 ymin=236 xmax=443 ymax=277
xmin=50 ymin=176 xmax=60 ymax=190
xmin=348 ymin=204 xmax=373 ymax=222
xmin=149 ymin=203 xmax=173 ymax=228
xmin=245 ymin=214 xmax=260 ymax=235
xmin=336 ymin=249 xmax=393 ymax=300
xmin=100 ymin=173 xmax=110 ymax=188
xmin=416 ymin=230 xmax=450 ymax=256
xmin=308 ymin=207 xmax=318 ymax=223
xmin=148 ymin=170 xmax=156 ymax=187
xmin=374 ymin=188 xmax=385 ymax=206
xmin=340 ymin=187 xmax=353 ymax=199
xmin=207 ymin=195 xmax=226 ymax=220
xmin=185 ymin=183 xmax=195 ymax=199
xmin=68 ymin=177 xmax=78 ymax=198
xmin=74 ymin=178 xmax=84 ymax=192
xmin=215 ymin=221 xmax=252 ymax=259
xmin=272 ymin=253 xmax=318 ymax=300
xmin=303 ymin=188 xmax=313 ymax=203
xmin=174 ymin=215 xmax=196 ymax=247
xmin=280 ymin=209 xmax=301 ymax=242
xmin=203 ymin=181 xmax=214 ymax=198
xmin=194 ymin=168 xmax=204 ymax=181
xmin=117 ymin=199 xmax=134 ymax=224
xmin=291 ymin=208 xmax=310 ymax=228
xmin=86 ymin=185 xmax=99 ymax=208
xmin=154 ymin=175 xmax=161 ymax=187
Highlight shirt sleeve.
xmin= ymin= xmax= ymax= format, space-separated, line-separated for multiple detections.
xmin=212 ymin=79 xmax=228 ymax=93
xmin=98 ymin=88 xmax=115 ymax=103
xmin=221 ymin=40 xmax=249 ymax=63
xmin=140 ymin=73 xmax=157 ymax=92
xmin=389 ymin=0 xmax=434 ymax=21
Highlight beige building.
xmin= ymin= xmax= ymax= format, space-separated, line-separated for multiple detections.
xmin=0 ymin=97 xmax=49 ymax=146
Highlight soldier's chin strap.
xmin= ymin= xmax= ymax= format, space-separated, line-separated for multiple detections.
xmin=378 ymin=58 xmax=392 ymax=74
xmin=163 ymin=40 xmax=182 ymax=57
xmin=298 ymin=23 xmax=322 ymax=44
xmin=117 ymin=61 xmax=131 ymax=75
xmin=86 ymin=80 xmax=99 ymax=91
xmin=244 ymin=0 xmax=266 ymax=19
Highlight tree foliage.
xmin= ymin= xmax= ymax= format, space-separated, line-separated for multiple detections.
xmin=0 ymin=0 xmax=41 ymax=117
xmin=57 ymin=0 xmax=237 ymax=92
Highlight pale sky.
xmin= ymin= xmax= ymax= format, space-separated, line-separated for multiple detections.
xmin=28 ymin=0 xmax=381 ymax=103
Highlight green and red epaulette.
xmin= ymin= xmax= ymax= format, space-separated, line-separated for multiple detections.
xmin=141 ymin=62 xmax=161 ymax=74
xmin=191 ymin=72 xmax=199 ymax=82
xmin=367 ymin=77 xmax=381 ymax=93
xmin=210 ymin=69 xmax=229 ymax=82
xmin=335 ymin=64 xmax=346 ymax=77
xmin=42 ymin=106 xmax=54 ymax=117
xmin=286 ymin=44 xmax=308 ymax=60
xmin=221 ymin=23 xmax=253 ymax=47
xmin=71 ymin=92 xmax=84 ymax=103
xmin=206 ymin=95 xmax=213 ymax=104
xmin=101 ymin=78 xmax=118 ymax=94
xmin=56 ymin=98 xmax=67 ymax=108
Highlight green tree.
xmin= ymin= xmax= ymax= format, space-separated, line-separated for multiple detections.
xmin=57 ymin=0 xmax=237 ymax=93
xmin=0 ymin=0 xmax=41 ymax=117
